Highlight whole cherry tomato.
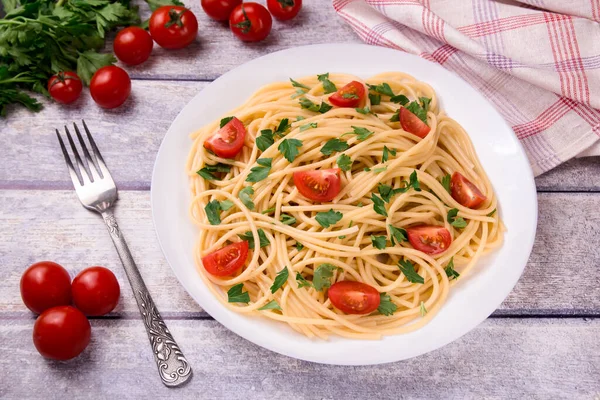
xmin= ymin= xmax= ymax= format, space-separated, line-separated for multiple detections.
xmin=113 ymin=26 xmax=154 ymax=66
xmin=267 ymin=0 xmax=302 ymax=21
xmin=47 ymin=72 xmax=83 ymax=104
xmin=201 ymin=0 xmax=242 ymax=21
xmin=72 ymin=266 xmax=120 ymax=316
xmin=229 ymin=2 xmax=272 ymax=42
xmin=149 ymin=6 xmax=198 ymax=49
xmin=89 ymin=65 xmax=131 ymax=109
xmin=20 ymin=261 xmax=72 ymax=314
xmin=33 ymin=306 xmax=91 ymax=361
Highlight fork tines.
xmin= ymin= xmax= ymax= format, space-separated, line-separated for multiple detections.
xmin=56 ymin=120 xmax=109 ymax=187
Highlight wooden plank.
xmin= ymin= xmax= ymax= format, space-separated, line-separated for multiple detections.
xmin=1 ymin=318 xmax=598 ymax=398
xmin=1 ymin=190 xmax=599 ymax=317
xmin=2 ymin=79 xmax=600 ymax=191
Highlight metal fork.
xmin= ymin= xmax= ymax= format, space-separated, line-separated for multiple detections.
xmin=56 ymin=121 xmax=192 ymax=387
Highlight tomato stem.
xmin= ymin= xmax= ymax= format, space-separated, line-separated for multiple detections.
xmin=233 ymin=5 xmax=252 ymax=34
xmin=164 ymin=8 xmax=187 ymax=29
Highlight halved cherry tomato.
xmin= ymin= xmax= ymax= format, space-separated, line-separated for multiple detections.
xmin=33 ymin=306 xmax=91 ymax=360
xmin=204 ymin=117 xmax=246 ymax=158
xmin=202 ymin=241 xmax=249 ymax=276
xmin=20 ymin=261 xmax=72 ymax=314
xmin=400 ymin=107 xmax=431 ymax=138
xmin=229 ymin=2 xmax=272 ymax=42
xmin=406 ymin=225 xmax=452 ymax=255
xmin=293 ymin=168 xmax=341 ymax=202
xmin=201 ymin=0 xmax=242 ymax=21
xmin=329 ymin=81 xmax=365 ymax=108
xmin=451 ymin=172 xmax=487 ymax=209
xmin=267 ymin=0 xmax=302 ymax=21
xmin=328 ymin=281 xmax=380 ymax=315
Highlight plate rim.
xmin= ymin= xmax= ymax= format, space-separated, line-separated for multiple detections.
xmin=150 ymin=43 xmax=538 ymax=365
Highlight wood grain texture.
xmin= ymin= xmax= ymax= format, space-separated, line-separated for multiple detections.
xmin=1 ymin=318 xmax=598 ymax=399
xmin=1 ymin=190 xmax=598 ymax=317
xmin=2 ymin=79 xmax=599 ymax=191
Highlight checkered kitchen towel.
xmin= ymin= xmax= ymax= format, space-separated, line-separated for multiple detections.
xmin=333 ymin=0 xmax=600 ymax=176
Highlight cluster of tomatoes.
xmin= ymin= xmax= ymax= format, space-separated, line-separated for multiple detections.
xmin=202 ymin=0 xmax=301 ymax=42
xmin=20 ymin=261 xmax=121 ymax=360
xmin=48 ymin=5 xmax=199 ymax=108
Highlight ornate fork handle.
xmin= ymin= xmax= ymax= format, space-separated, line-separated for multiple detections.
xmin=101 ymin=209 xmax=193 ymax=387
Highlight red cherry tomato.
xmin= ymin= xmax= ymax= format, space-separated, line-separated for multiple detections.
xmin=406 ymin=225 xmax=452 ymax=255
xmin=201 ymin=0 xmax=242 ymax=21
xmin=20 ymin=261 xmax=72 ymax=315
xmin=451 ymin=172 xmax=487 ymax=209
xmin=400 ymin=107 xmax=431 ymax=138
xmin=47 ymin=71 xmax=82 ymax=105
xmin=328 ymin=281 xmax=380 ymax=315
xmin=293 ymin=168 xmax=342 ymax=202
xmin=267 ymin=0 xmax=302 ymax=21
xmin=33 ymin=306 xmax=91 ymax=360
xmin=204 ymin=117 xmax=247 ymax=158
xmin=202 ymin=241 xmax=249 ymax=276
xmin=149 ymin=6 xmax=198 ymax=49
xmin=329 ymin=80 xmax=366 ymax=108
xmin=89 ymin=65 xmax=131 ymax=109
xmin=113 ymin=26 xmax=154 ymax=66
xmin=72 ymin=266 xmax=120 ymax=316
xmin=229 ymin=2 xmax=272 ymax=42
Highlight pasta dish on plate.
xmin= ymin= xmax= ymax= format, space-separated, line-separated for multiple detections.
xmin=186 ymin=72 xmax=503 ymax=340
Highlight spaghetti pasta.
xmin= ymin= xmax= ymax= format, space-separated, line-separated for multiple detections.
xmin=186 ymin=72 xmax=503 ymax=340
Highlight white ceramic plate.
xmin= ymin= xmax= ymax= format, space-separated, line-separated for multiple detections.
xmin=151 ymin=44 xmax=537 ymax=365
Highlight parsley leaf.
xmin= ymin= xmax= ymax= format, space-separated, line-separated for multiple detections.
xmin=369 ymin=93 xmax=381 ymax=105
xmin=355 ymin=106 xmax=370 ymax=114
xmin=227 ymin=283 xmax=250 ymax=304
xmin=441 ymin=174 xmax=451 ymax=193
xmin=262 ymin=207 xmax=276 ymax=214
xmin=238 ymin=229 xmax=270 ymax=248
xmin=371 ymin=194 xmax=388 ymax=217
xmin=278 ymin=138 xmax=303 ymax=162
xmin=317 ymin=73 xmax=337 ymax=94
xmin=321 ymin=139 xmax=349 ymax=155
xmin=382 ymin=146 xmax=396 ymax=163
xmin=445 ymin=257 xmax=460 ymax=280
xmin=239 ymin=186 xmax=255 ymax=210
xmin=347 ymin=126 xmax=374 ymax=141
xmin=291 ymin=88 xmax=306 ymax=99
xmin=405 ymin=101 xmax=428 ymax=124
xmin=270 ymin=267 xmax=289 ymax=293
xmin=409 ymin=170 xmax=422 ymax=191
xmin=205 ymin=200 xmax=222 ymax=225
xmin=398 ymin=259 xmax=424 ymax=284
xmin=487 ymin=209 xmax=497 ymax=217
xmin=378 ymin=293 xmax=397 ymax=316
xmin=146 ymin=0 xmax=184 ymax=11
xmin=219 ymin=200 xmax=234 ymax=211
xmin=275 ymin=118 xmax=290 ymax=136
xmin=390 ymin=110 xmax=400 ymax=123
xmin=420 ymin=301 xmax=428 ymax=316
xmin=315 ymin=209 xmax=343 ymax=228
xmin=296 ymin=272 xmax=311 ymax=288
xmin=319 ymin=102 xmax=333 ymax=113
xmin=256 ymin=129 xmax=274 ymax=152
xmin=447 ymin=208 xmax=467 ymax=228
xmin=290 ymin=78 xmax=310 ymax=90
xmin=196 ymin=163 xmax=232 ymax=180
xmin=220 ymin=116 xmax=234 ymax=128
xmin=77 ymin=51 xmax=117 ymax=86
xmin=371 ymin=235 xmax=387 ymax=250
xmin=300 ymin=122 xmax=318 ymax=131
xmin=419 ymin=97 xmax=432 ymax=112
xmin=367 ymin=82 xmax=394 ymax=97
xmin=246 ymin=158 xmax=272 ymax=182
xmin=299 ymin=97 xmax=332 ymax=113
xmin=313 ymin=264 xmax=337 ymax=291
xmin=296 ymin=116 xmax=306 ymax=121
xmin=390 ymin=94 xmax=409 ymax=105
xmin=389 ymin=225 xmax=408 ymax=245
xmin=258 ymin=300 xmax=282 ymax=311
xmin=295 ymin=242 xmax=304 ymax=251
xmin=364 ymin=167 xmax=371 ymax=172
xmin=337 ymin=154 xmax=352 ymax=171
xmin=280 ymin=214 xmax=296 ymax=225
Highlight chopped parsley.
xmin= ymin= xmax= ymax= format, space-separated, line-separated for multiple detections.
xmin=258 ymin=300 xmax=282 ymax=311
xmin=270 ymin=267 xmax=289 ymax=293
xmin=336 ymin=154 xmax=352 ymax=171
xmin=276 ymin=118 xmax=291 ymax=136
xmin=346 ymin=126 xmax=374 ymax=141
xmin=487 ymin=209 xmax=497 ymax=217
xmin=364 ymin=167 xmax=371 ymax=172
xmin=205 ymin=200 xmax=222 ymax=225
xmin=280 ymin=214 xmax=296 ymax=225
xmin=312 ymin=263 xmax=337 ymax=291
xmin=369 ymin=93 xmax=381 ymax=105
xmin=290 ymin=78 xmax=310 ymax=90
xmin=300 ymin=122 xmax=318 ymax=131
xmin=378 ymin=171 xmax=421 ymax=202
xmin=355 ymin=106 xmax=370 ymax=114
xmin=371 ymin=193 xmax=388 ymax=217
xmin=296 ymin=116 xmax=306 ymax=121
xmin=398 ymin=259 xmax=424 ymax=284
xmin=420 ymin=301 xmax=428 ymax=316
xmin=291 ymin=88 xmax=306 ymax=99
xmin=295 ymin=242 xmax=304 ymax=251
xmin=315 ymin=209 xmax=343 ymax=228
xmin=219 ymin=200 xmax=234 ymax=211
xmin=317 ymin=73 xmax=337 ymax=94
xmin=196 ymin=163 xmax=232 ymax=180
xmin=390 ymin=94 xmax=409 ymax=105
xmin=441 ymin=174 xmax=451 ymax=193
xmin=299 ymin=97 xmax=332 ymax=113
xmin=405 ymin=100 xmax=428 ymax=124
xmin=371 ymin=235 xmax=387 ymax=250
xmin=296 ymin=272 xmax=311 ymax=288
xmin=445 ymin=257 xmax=460 ymax=280
xmin=261 ymin=207 xmax=276 ymax=214
xmin=419 ymin=96 xmax=431 ymax=112
xmin=246 ymin=158 xmax=272 ymax=182
xmin=377 ymin=293 xmax=397 ymax=316
xmin=389 ymin=110 xmax=400 ymax=123
xmin=447 ymin=208 xmax=467 ymax=228
xmin=238 ymin=186 xmax=255 ymax=210
xmin=278 ymin=138 xmax=303 ymax=162
xmin=382 ymin=146 xmax=396 ymax=163
xmin=321 ymin=138 xmax=349 ymax=155
xmin=238 ymin=229 xmax=270 ymax=248
xmin=227 ymin=283 xmax=250 ymax=304
xmin=256 ymin=129 xmax=274 ymax=152
xmin=367 ymin=82 xmax=394 ymax=97
xmin=389 ymin=225 xmax=408 ymax=245
xmin=220 ymin=116 xmax=234 ymax=128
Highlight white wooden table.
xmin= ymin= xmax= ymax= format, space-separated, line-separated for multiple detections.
xmin=2 ymin=2 xmax=600 ymax=398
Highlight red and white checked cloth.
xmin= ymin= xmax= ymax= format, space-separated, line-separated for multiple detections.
xmin=333 ymin=0 xmax=600 ymax=176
